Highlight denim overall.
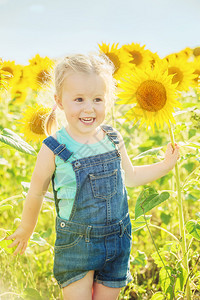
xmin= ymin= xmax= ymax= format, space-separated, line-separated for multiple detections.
xmin=43 ymin=124 xmax=133 ymax=288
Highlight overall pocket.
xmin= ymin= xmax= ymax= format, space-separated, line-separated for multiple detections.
xmin=89 ymin=169 xmax=118 ymax=199
xmin=54 ymin=230 xmax=83 ymax=252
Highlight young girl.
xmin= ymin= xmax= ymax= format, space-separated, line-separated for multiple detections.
xmin=6 ymin=54 xmax=180 ymax=300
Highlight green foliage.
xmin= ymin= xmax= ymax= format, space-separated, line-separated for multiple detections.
xmin=22 ymin=288 xmax=43 ymax=300
xmin=160 ymin=212 xmax=172 ymax=225
xmin=0 ymin=204 xmax=13 ymax=212
xmin=159 ymin=265 xmax=187 ymax=299
xmin=186 ymin=220 xmax=200 ymax=241
xmin=131 ymin=146 xmax=163 ymax=161
xmin=151 ymin=292 xmax=165 ymax=300
xmin=135 ymin=186 xmax=170 ymax=219
xmin=131 ymin=250 xmax=147 ymax=267
xmin=131 ymin=215 xmax=151 ymax=232
xmin=151 ymin=242 xmax=188 ymax=299
xmin=188 ymin=128 xmax=196 ymax=139
xmin=0 ymin=128 xmax=36 ymax=156
xmin=0 ymin=236 xmax=14 ymax=254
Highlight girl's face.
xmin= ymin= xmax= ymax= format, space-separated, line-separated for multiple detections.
xmin=56 ymin=71 xmax=107 ymax=140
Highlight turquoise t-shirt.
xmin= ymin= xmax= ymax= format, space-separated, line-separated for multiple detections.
xmin=54 ymin=126 xmax=115 ymax=220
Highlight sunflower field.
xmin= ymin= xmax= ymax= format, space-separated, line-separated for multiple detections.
xmin=0 ymin=43 xmax=200 ymax=300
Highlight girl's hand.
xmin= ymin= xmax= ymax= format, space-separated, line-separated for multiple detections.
xmin=5 ymin=226 xmax=32 ymax=256
xmin=163 ymin=142 xmax=180 ymax=171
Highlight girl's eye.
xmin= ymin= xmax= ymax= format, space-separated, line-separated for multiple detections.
xmin=75 ymin=98 xmax=83 ymax=102
xmin=94 ymin=98 xmax=102 ymax=102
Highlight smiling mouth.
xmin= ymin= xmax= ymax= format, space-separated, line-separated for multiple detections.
xmin=79 ymin=117 xmax=96 ymax=124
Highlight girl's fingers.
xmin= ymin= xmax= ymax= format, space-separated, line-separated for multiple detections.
xmin=20 ymin=242 xmax=27 ymax=255
xmin=5 ymin=233 xmax=16 ymax=240
xmin=7 ymin=239 xmax=19 ymax=248
xmin=168 ymin=143 xmax=179 ymax=153
xmin=13 ymin=242 xmax=23 ymax=256
xmin=7 ymin=237 xmax=27 ymax=255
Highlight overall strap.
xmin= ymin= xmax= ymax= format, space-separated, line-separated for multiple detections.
xmin=42 ymin=136 xmax=72 ymax=216
xmin=42 ymin=136 xmax=73 ymax=162
xmin=101 ymin=124 xmax=119 ymax=145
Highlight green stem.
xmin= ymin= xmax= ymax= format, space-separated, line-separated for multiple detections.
xmin=149 ymin=224 xmax=179 ymax=242
xmin=0 ymin=194 xmax=23 ymax=205
xmin=143 ymin=214 xmax=172 ymax=281
xmin=168 ymin=122 xmax=191 ymax=299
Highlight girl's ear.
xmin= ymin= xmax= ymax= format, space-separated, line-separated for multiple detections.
xmin=54 ymin=94 xmax=64 ymax=110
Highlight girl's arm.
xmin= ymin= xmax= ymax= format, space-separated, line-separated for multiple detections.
xmin=6 ymin=143 xmax=55 ymax=255
xmin=117 ymin=131 xmax=180 ymax=188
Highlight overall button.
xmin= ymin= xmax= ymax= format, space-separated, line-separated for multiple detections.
xmin=60 ymin=222 xmax=65 ymax=228
xmin=74 ymin=161 xmax=81 ymax=168
xmin=117 ymin=150 xmax=121 ymax=157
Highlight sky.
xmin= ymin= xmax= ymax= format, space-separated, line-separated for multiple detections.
xmin=0 ymin=0 xmax=200 ymax=65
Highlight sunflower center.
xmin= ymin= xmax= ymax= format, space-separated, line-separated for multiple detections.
xmin=193 ymin=69 xmax=200 ymax=82
xmin=36 ymin=70 xmax=50 ymax=85
xmin=136 ymin=80 xmax=167 ymax=112
xmin=29 ymin=113 xmax=46 ymax=135
xmin=2 ymin=67 xmax=13 ymax=75
xmin=129 ymin=51 xmax=143 ymax=66
xmin=15 ymin=91 xmax=22 ymax=98
xmin=168 ymin=67 xmax=183 ymax=85
xmin=18 ymin=70 xmax=24 ymax=83
xmin=106 ymin=53 xmax=120 ymax=73
xmin=2 ymin=67 xmax=13 ymax=80
xmin=193 ymin=47 xmax=200 ymax=57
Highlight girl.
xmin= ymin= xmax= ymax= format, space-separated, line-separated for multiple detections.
xmin=6 ymin=54 xmax=180 ymax=300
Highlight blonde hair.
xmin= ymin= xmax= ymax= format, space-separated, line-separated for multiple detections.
xmin=45 ymin=53 xmax=116 ymax=135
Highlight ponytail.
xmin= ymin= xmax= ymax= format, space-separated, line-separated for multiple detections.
xmin=44 ymin=104 xmax=58 ymax=136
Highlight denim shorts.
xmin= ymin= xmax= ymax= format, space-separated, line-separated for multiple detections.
xmin=53 ymin=214 xmax=133 ymax=288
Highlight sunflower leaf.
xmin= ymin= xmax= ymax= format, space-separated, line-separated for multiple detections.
xmin=0 ymin=204 xmax=13 ymax=213
xmin=179 ymin=141 xmax=200 ymax=149
xmin=0 ymin=128 xmax=36 ymax=156
xmin=131 ymin=215 xmax=151 ymax=232
xmin=151 ymin=292 xmax=165 ymax=300
xmin=186 ymin=220 xmax=200 ymax=240
xmin=22 ymin=287 xmax=43 ymax=300
xmin=135 ymin=187 xmax=170 ymax=219
xmin=131 ymin=250 xmax=147 ymax=267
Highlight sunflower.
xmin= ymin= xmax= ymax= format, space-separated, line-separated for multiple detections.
xmin=122 ymin=43 xmax=152 ymax=70
xmin=174 ymin=47 xmax=193 ymax=60
xmin=0 ymin=65 xmax=12 ymax=91
xmin=117 ymin=62 xmax=181 ymax=132
xmin=191 ymin=57 xmax=200 ymax=87
xmin=18 ymin=104 xmax=51 ymax=142
xmin=10 ymin=81 xmax=28 ymax=104
xmin=9 ymin=65 xmax=31 ymax=104
xmin=146 ymin=50 xmax=161 ymax=68
xmin=172 ymin=47 xmax=200 ymax=62
xmin=193 ymin=47 xmax=200 ymax=58
xmin=17 ymin=65 xmax=31 ymax=84
xmin=163 ymin=54 xmax=196 ymax=91
xmin=29 ymin=54 xmax=54 ymax=66
xmin=28 ymin=56 xmax=55 ymax=91
xmin=1 ymin=61 xmax=22 ymax=87
xmin=98 ymin=43 xmax=131 ymax=80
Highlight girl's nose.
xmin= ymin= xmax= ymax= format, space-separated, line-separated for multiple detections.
xmin=83 ymin=101 xmax=94 ymax=113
